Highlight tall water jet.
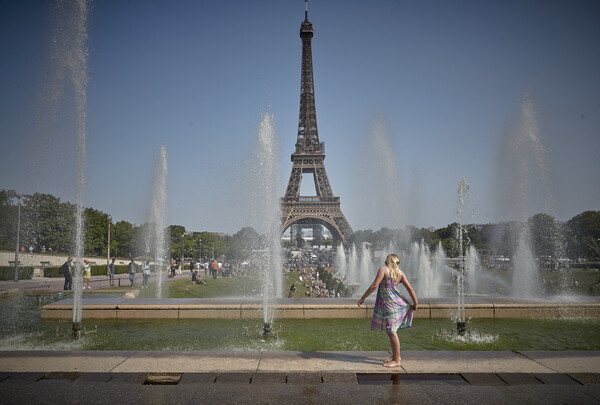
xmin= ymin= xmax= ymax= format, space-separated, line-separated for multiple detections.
xmin=249 ymin=113 xmax=281 ymax=334
xmin=358 ymin=243 xmax=374 ymax=289
xmin=40 ymin=0 xmax=91 ymax=336
xmin=358 ymin=116 xmax=406 ymax=229
xmin=348 ymin=244 xmax=359 ymax=286
xmin=496 ymin=94 xmax=554 ymax=298
xmin=405 ymin=240 xmax=443 ymax=298
xmin=456 ymin=178 xmax=469 ymax=335
xmin=465 ymin=245 xmax=481 ymax=295
xmin=145 ymin=146 xmax=169 ymax=298
xmin=512 ymin=227 xmax=540 ymax=297
xmin=334 ymin=243 xmax=347 ymax=280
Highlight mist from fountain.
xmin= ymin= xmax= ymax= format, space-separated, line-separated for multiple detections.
xmin=358 ymin=243 xmax=374 ymax=289
xmin=36 ymin=0 xmax=91 ymax=334
xmin=249 ymin=112 xmax=282 ymax=330
xmin=465 ymin=245 xmax=481 ymax=295
xmin=404 ymin=240 xmax=445 ymax=298
xmin=334 ymin=243 xmax=347 ymax=280
xmin=456 ymin=178 xmax=469 ymax=330
xmin=145 ymin=145 xmax=169 ymax=299
xmin=357 ymin=116 xmax=406 ymax=230
xmin=496 ymin=94 xmax=554 ymax=298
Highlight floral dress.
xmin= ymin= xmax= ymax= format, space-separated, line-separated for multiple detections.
xmin=370 ymin=275 xmax=414 ymax=334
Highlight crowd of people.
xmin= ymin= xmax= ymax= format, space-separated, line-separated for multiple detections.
xmin=291 ymin=267 xmax=342 ymax=298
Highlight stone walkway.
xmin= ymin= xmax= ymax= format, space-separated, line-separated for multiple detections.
xmin=0 ymin=350 xmax=599 ymax=404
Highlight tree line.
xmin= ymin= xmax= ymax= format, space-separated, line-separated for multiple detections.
xmin=0 ymin=189 xmax=599 ymax=260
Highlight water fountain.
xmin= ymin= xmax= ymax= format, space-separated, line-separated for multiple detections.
xmin=248 ymin=112 xmax=282 ymax=335
xmin=35 ymin=0 xmax=91 ymax=337
xmin=144 ymin=145 xmax=169 ymax=298
xmin=496 ymin=94 xmax=555 ymax=298
xmin=455 ymin=178 xmax=469 ymax=335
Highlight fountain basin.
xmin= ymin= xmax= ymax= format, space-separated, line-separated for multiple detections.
xmin=2 ymin=294 xmax=600 ymax=351
xmin=41 ymin=297 xmax=600 ymax=320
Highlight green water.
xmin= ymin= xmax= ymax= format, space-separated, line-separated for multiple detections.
xmin=1 ymin=294 xmax=599 ymax=351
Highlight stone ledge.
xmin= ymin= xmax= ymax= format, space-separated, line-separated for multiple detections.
xmin=40 ymin=300 xmax=600 ymax=320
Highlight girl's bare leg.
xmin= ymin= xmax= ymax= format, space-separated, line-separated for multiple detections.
xmin=384 ymin=332 xmax=402 ymax=368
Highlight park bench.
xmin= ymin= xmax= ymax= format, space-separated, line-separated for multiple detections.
xmin=40 ymin=261 xmax=51 ymax=267
xmin=8 ymin=261 xmax=21 ymax=266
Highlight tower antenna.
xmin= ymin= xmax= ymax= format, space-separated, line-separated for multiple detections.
xmin=305 ymin=0 xmax=308 ymax=21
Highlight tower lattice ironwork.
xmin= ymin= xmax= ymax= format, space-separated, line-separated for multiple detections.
xmin=280 ymin=3 xmax=353 ymax=245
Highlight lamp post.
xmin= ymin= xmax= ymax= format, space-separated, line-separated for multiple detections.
xmin=13 ymin=193 xmax=22 ymax=282
xmin=106 ymin=215 xmax=111 ymax=275
xmin=198 ymin=238 xmax=202 ymax=261
xmin=181 ymin=233 xmax=185 ymax=270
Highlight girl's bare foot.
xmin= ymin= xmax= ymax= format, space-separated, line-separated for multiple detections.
xmin=384 ymin=356 xmax=400 ymax=364
xmin=383 ymin=360 xmax=402 ymax=368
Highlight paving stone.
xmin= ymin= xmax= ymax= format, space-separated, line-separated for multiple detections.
xmin=502 ymin=384 xmax=598 ymax=405
xmin=461 ymin=373 xmax=507 ymax=386
xmin=534 ymin=373 xmax=581 ymax=385
xmin=357 ymin=373 xmax=402 ymax=385
xmin=497 ymin=372 xmax=542 ymax=385
xmin=396 ymin=373 xmax=467 ymax=385
xmin=322 ymin=373 xmax=358 ymax=383
xmin=357 ymin=373 xmax=466 ymax=385
xmin=178 ymin=373 xmax=217 ymax=384
xmin=582 ymin=385 xmax=600 ymax=402
xmin=72 ymin=372 xmax=113 ymax=383
xmin=423 ymin=384 xmax=509 ymax=405
xmin=250 ymin=372 xmax=287 ymax=383
xmin=569 ymin=373 xmax=600 ymax=385
xmin=214 ymin=373 xmax=252 ymax=384
xmin=108 ymin=372 xmax=147 ymax=384
xmin=144 ymin=373 xmax=182 ymax=385
xmin=3 ymin=372 xmax=46 ymax=382
xmin=43 ymin=372 xmax=81 ymax=382
xmin=286 ymin=372 xmax=322 ymax=384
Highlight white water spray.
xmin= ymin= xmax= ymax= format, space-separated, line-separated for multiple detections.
xmin=146 ymin=146 xmax=169 ymax=298
xmin=43 ymin=0 xmax=90 ymax=334
xmin=250 ymin=113 xmax=282 ymax=328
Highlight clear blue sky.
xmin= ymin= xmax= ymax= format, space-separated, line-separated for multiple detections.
xmin=1 ymin=0 xmax=599 ymax=234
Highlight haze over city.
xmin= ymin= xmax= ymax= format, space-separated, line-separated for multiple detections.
xmin=0 ymin=0 xmax=598 ymax=234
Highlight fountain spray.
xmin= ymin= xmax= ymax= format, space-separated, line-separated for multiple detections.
xmin=250 ymin=113 xmax=281 ymax=336
xmin=146 ymin=146 xmax=169 ymax=298
xmin=456 ymin=178 xmax=469 ymax=335
xmin=41 ymin=0 xmax=91 ymax=337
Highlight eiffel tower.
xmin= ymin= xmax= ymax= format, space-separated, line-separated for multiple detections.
xmin=280 ymin=2 xmax=353 ymax=245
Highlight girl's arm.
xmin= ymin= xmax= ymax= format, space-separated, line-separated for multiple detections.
xmin=357 ymin=266 xmax=387 ymax=307
xmin=400 ymin=273 xmax=418 ymax=310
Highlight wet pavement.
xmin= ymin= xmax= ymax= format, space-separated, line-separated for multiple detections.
xmin=0 ymin=350 xmax=598 ymax=404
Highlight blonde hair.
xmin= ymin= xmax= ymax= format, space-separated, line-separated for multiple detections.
xmin=385 ymin=253 xmax=402 ymax=285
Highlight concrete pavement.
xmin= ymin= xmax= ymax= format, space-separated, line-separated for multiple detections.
xmin=0 ymin=350 xmax=598 ymax=404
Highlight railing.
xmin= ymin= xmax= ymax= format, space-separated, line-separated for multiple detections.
xmin=281 ymin=197 xmax=340 ymax=203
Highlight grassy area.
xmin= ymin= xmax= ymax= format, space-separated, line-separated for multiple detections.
xmin=128 ymin=271 xmax=320 ymax=299
xmin=136 ymin=276 xmax=262 ymax=298
xmin=284 ymin=271 xmax=310 ymax=298
xmin=480 ymin=267 xmax=600 ymax=296
xmin=540 ymin=269 xmax=600 ymax=295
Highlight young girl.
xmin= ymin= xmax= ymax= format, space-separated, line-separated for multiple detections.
xmin=83 ymin=259 xmax=92 ymax=290
xmin=358 ymin=253 xmax=418 ymax=368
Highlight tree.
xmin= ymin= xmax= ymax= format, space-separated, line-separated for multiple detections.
xmin=528 ymin=213 xmax=563 ymax=257
xmin=84 ymin=208 xmax=110 ymax=256
xmin=112 ymin=220 xmax=133 ymax=258
xmin=168 ymin=225 xmax=186 ymax=259
xmin=566 ymin=211 xmax=600 ymax=259
xmin=196 ymin=232 xmax=227 ymax=259
xmin=0 ymin=190 xmax=17 ymax=250
xmin=21 ymin=193 xmax=75 ymax=253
